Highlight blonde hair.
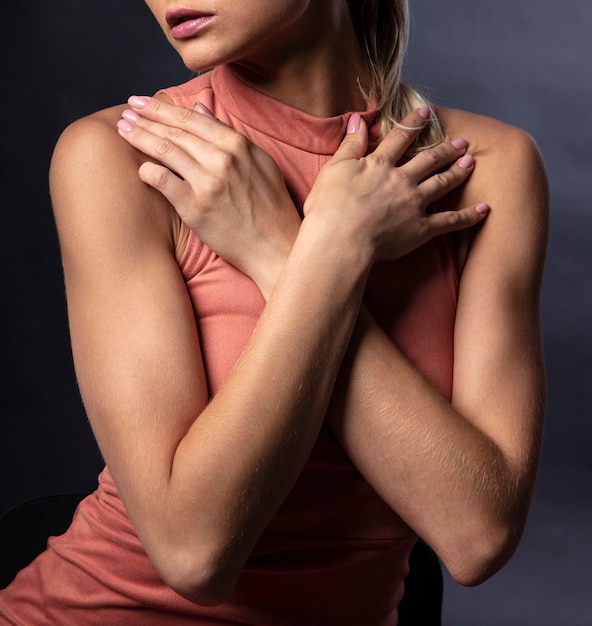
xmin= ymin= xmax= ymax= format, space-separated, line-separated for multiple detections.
xmin=347 ymin=0 xmax=446 ymax=150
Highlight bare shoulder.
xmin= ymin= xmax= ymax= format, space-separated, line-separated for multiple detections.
xmin=51 ymin=104 xmax=135 ymax=180
xmin=50 ymin=105 xmax=184 ymax=258
xmin=438 ymin=107 xmax=549 ymax=273
xmin=51 ymin=104 xmax=152 ymax=222
xmin=437 ymin=107 xmax=548 ymax=206
xmin=437 ymin=107 xmax=541 ymax=158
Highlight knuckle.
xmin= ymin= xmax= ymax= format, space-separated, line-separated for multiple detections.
xmin=390 ymin=167 xmax=415 ymax=194
xmin=153 ymin=166 xmax=173 ymax=189
xmin=212 ymin=149 xmax=235 ymax=172
xmin=126 ymin=125 xmax=144 ymax=141
xmin=431 ymin=172 xmax=450 ymax=191
xmin=227 ymin=131 xmax=249 ymax=155
xmin=367 ymin=152 xmax=390 ymax=169
xmin=174 ymin=106 xmax=195 ymax=125
xmin=389 ymin=125 xmax=416 ymax=143
xmin=139 ymin=162 xmax=171 ymax=189
xmin=395 ymin=167 xmax=413 ymax=186
xmin=138 ymin=118 xmax=157 ymax=135
xmin=165 ymin=126 xmax=185 ymax=140
xmin=447 ymin=210 xmax=461 ymax=225
xmin=155 ymin=137 xmax=175 ymax=157
xmin=443 ymin=210 xmax=464 ymax=229
xmin=148 ymin=98 xmax=163 ymax=114
xmin=200 ymin=170 xmax=225 ymax=197
xmin=418 ymin=147 xmax=446 ymax=169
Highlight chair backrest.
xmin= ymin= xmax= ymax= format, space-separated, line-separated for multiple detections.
xmin=397 ymin=538 xmax=443 ymax=626
xmin=0 ymin=493 xmax=86 ymax=589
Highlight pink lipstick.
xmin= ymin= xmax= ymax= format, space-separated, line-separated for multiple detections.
xmin=165 ymin=8 xmax=215 ymax=40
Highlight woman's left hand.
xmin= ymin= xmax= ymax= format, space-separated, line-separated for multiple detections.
xmin=117 ymin=95 xmax=300 ymax=298
xmin=303 ymin=109 xmax=488 ymax=264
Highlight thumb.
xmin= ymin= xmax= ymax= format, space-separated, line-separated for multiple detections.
xmin=331 ymin=113 xmax=368 ymax=163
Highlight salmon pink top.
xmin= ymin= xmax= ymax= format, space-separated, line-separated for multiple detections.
xmin=0 ymin=64 xmax=459 ymax=625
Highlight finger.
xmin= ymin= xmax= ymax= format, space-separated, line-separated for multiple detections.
xmin=128 ymin=95 xmax=230 ymax=145
xmin=137 ymin=161 xmax=209 ymax=228
xmin=423 ymin=203 xmax=490 ymax=238
xmin=329 ymin=113 xmax=369 ymax=164
xmin=403 ymin=138 xmax=469 ymax=183
xmin=416 ymin=153 xmax=476 ymax=203
xmin=370 ymin=106 xmax=431 ymax=164
xmin=138 ymin=161 xmax=191 ymax=204
xmin=117 ymin=115 xmax=209 ymax=184
xmin=194 ymin=101 xmax=216 ymax=119
xmin=125 ymin=96 xmax=250 ymax=169
xmin=194 ymin=101 xmax=235 ymax=131
xmin=120 ymin=108 xmax=219 ymax=166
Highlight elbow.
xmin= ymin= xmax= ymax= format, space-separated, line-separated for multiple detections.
xmin=156 ymin=542 xmax=242 ymax=606
xmin=442 ymin=519 xmax=523 ymax=587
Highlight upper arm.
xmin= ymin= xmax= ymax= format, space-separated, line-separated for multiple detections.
xmin=50 ymin=109 xmax=209 ymax=526
xmin=450 ymin=117 xmax=549 ymax=479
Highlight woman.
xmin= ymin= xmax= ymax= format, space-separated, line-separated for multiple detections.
xmin=0 ymin=0 xmax=548 ymax=623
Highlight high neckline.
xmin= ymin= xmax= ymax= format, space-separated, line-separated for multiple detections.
xmin=211 ymin=64 xmax=379 ymax=155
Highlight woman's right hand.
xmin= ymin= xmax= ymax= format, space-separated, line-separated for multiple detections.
xmin=303 ymin=107 xmax=489 ymax=263
xmin=117 ymin=96 xmax=301 ymax=299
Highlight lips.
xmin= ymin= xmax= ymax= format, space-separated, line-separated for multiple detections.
xmin=165 ymin=7 xmax=212 ymax=28
xmin=165 ymin=7 xmax=216 ymax=40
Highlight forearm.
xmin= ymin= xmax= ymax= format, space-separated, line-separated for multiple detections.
xmin=152 ymin=217 xmax=371 ymax=600
xmin=108 ymin=98 xmax=509 ymax=594
xmin=58 ymin=108 xmax=377 ymax=605
xmin=326 ymin=305 xmax=539 ymax=585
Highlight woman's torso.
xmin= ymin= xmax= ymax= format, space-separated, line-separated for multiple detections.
xmin=0 ymin=65 xmax=461 ymax=626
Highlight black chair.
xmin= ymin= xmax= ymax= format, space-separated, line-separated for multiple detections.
xmin=0 ymin=495 xmax=442 ymax=623
xmin=398 ymin=538 xmax=443 ymax=625
xmin=0 ymin=493 xmax=86 ymax=589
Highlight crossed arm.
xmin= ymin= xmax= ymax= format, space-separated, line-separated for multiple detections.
xmin=327 ymin=109 xmax=548 ymax=585
xmin=50 ymin=99 xmax=547 ymax=603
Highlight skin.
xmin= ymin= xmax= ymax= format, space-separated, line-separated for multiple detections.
xmin=144 ymin=0 xmax=369 ymax=115
xmin=49 ymin=0 xmax=548 ymax=606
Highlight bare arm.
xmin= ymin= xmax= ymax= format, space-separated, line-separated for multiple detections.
xmin=52 ymin=103 xmax=481 ymax=604
xmin=326 ymin=117 xmax=548 ymax=585
xmin=51 ymin=109 xmax=368 ymax=605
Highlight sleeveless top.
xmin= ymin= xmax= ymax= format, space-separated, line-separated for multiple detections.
xmin=0 ymin=64 xmax=459 ymax=626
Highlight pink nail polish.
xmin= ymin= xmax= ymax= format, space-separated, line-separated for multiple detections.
xmin=122 ymin=109 xmax=140 ymax=123
xmin=458 ymin=154 xmax=474 ymax=169
xmin=128 ymin=95 xmax=148 ymax=109
xmin=348 ymin=112 xmax=361 ymax=134
xmin=117 ymin=119 xmax=134 ymax=133
xmin=195 ymin=101 xmax=215 ymax=118
xmin=451 ymin=138 xmax=468 ymax=149
xmin=475 ymin=203 xmax=490 ymax=215
xmin=417 ymin=106 xmax=431 ymax=120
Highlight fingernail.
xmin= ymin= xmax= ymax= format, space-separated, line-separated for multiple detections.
xmin=348 ymin=112 xmax=361 ymax=134
xmin=195 ymin=101 xmax=215 ymax=118
xmin=128 ymin=95 xmax=148 ymax=109
xmin=122 ymin=109 xmax=141 ymax=123
xmin=458 ymin=154 xmax=474 ymax=169
xmin=417 ymin=106 xmax=431 ymax=120
xmin=117 ymin=119 xmax=134 ymax=133
xmin=475 ymin=203 xmax=490 ymax=215
xmin=451 ymin=138 xmax=468 ymax=149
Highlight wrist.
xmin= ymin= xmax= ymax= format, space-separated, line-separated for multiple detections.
xmin=250 ymin=232 xmax=296 ymax=301
xmin=255 ymin=257 xmax=287 ymax=301
xmin=297 ymin=211 xmax=374 ymax=276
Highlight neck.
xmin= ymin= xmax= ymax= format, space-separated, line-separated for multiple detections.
xmin=229 ymin=4 xmax=369 ymax=117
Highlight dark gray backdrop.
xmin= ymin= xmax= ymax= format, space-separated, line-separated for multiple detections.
xmin=1 ymin=2 xmax=590 ymax=624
